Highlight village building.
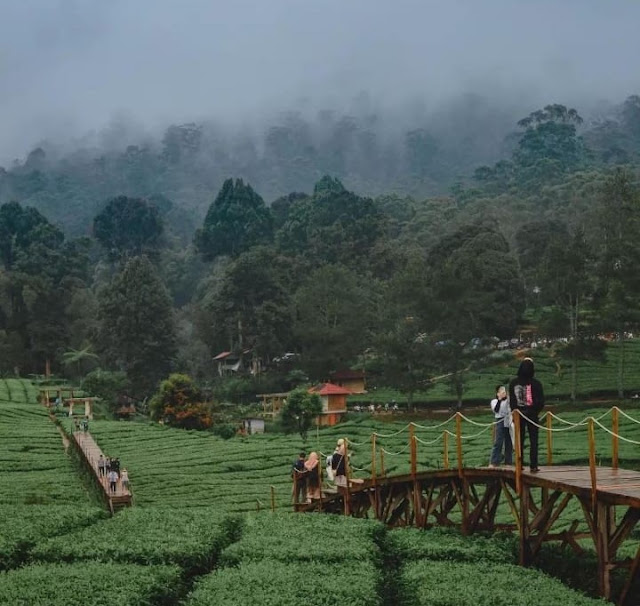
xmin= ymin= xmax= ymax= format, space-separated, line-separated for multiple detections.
xmin=308 ymin=382 xmax=351 ymax=426
xmin=329 ymin=369 xmax=366 ymax=394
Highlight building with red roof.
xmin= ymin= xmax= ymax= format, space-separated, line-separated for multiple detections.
xmin=308 ymin=382 xmax=351 ymax=426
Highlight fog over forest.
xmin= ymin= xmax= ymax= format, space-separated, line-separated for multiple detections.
xmin=2 ymin=0 xmax=640 ymax=165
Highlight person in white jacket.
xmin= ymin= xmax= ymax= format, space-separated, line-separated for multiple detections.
xmin=489 ymin=385 xmax=513 ymax=467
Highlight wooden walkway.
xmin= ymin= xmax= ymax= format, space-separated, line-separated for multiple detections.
xmin=72 ymin=431 xmax=132 ymax=513
xmin=297 ymin=465 xmax=640 ymax=605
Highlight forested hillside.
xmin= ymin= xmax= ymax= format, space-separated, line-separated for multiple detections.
xmin=2 ymin=95 xmax=640 ymax=407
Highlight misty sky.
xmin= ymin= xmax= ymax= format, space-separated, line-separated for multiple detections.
xmin=1 ymin=0 xmax=640 ymax=164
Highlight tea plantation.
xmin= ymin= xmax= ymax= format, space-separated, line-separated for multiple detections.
xmin=1 ymin=378 xmax=637 ymax=604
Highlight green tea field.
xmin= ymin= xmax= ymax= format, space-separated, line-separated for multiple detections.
xmin=1 ymin=378 xmax=639 ymax=604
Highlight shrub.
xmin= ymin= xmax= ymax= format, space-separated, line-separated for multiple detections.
xmin=186 ymin=560 xmax=381 ymax=606
xmin=403 ymin=561 xmax=605 ymax=606
xmin=32 ymin=508 xmax=243 ymax=576
xmin=0 ymin=562 xmax=181 ymax=606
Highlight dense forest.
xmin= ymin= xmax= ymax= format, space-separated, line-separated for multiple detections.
xmin=2 ymin=93 xmax=640 ymax=414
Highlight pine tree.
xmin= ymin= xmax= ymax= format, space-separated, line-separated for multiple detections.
xmin=97 ymin=256 xmax=176 ymax=396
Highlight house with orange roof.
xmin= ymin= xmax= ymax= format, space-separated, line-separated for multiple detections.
xmin=308 ymin=382 xmax=351 ymax=426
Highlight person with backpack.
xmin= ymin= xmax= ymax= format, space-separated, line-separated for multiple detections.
xmin=509 ymin=358 xmax=544 ymax=472
xmin=488 ymin=385 xmax=513 ymax=467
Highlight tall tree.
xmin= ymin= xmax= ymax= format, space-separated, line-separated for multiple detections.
xmin=514 ymin=104 xmax=585 ymax=176
xmin=0 ymin=202 xmax=89 ymax=374
xmin=201 ymin=246 xmax=295 ymax=363
xmin=194 ymin=178 xmax=273 ymax=261
xmin=93 ymin=196 xmax=164 ymax=262
xmin=427 ymin=222 xmax=525 ymax=405
xmin=541 ymin=227 xmax=594 ymax=401
xmin=276 ymin=176 xmax=385 ymax=271
xmin=293 ymin=264 xmax=378 ymax=381
xmin=97 ymin=256 xmax=176 ymax=396
xmin=594 ymin=169 xmax=640 ymax=397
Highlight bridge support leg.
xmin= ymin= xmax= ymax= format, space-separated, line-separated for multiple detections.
xmin=596 ymin=501 xmax=614 ymax=601
xmin=519 ymin=481 xmax=532 ymax=566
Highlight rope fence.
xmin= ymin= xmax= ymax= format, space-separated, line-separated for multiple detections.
xmin=305 ymin=406 xmax=639 ymax=492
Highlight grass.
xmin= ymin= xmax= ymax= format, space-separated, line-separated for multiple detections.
xmin=353 ymin=339 xmax=640 ymax=405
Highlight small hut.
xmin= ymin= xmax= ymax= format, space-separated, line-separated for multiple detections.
xmin=308 ymin=383 xmax=351 ymax=426
xmin=242 ymin=417 xmax=265 ymax=435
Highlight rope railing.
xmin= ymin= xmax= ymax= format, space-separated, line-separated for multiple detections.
xmin=296 ymin=407 xmax=638 ymax=508
xmin=592 ymin=417 xmax=640 ymax=445
xmin=615 ymin=406 xmax=640 ymax=425
xmin=373 ymin=424 xmax=411 ymax=438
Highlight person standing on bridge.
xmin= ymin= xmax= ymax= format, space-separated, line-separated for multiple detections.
xmin=488 ymin=385 xmax=513 ymax=467
xmin=107 ymin=469 xmax=118 ymax=494
xmin=509 ymin=357 xmax=544 ymax=472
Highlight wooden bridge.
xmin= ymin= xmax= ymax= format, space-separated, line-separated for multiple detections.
xmin=72 ymin=430 xmax=132 ymax=513
xmin=295 ymin=409 xmax=640 ymax=606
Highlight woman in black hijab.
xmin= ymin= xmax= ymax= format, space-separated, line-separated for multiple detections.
xmin=509 ymin=357 xmax=544 ymax=472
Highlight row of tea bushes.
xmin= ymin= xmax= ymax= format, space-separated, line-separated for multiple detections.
xmin=403 ymin=560 xmax=607 ymax=606
xmin=0 ymin=505 xmax=106 ymax=570
xmin=390 ymin=527 xmax=606 ymax=606
xmin=0 ymin=390 xmax=90 ymax=506
xmin=31 ymin=507 xmax=244 ymax=576
xmin=0 ymin=562 xmax=181 ymax=606
xmin=186 ymin=513 xmax=384 ymax=606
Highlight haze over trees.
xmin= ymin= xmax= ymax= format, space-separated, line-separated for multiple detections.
xmin=1 ymin=94 xmax=640 ymax=404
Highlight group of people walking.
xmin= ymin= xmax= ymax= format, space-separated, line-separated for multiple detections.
xmin=489 ymin=357 xmax=544 ymax=472
xmin=97 ymin=454 xmax=129 ymax=494
xmin=291 ymin=438 xmax=349 ymax=503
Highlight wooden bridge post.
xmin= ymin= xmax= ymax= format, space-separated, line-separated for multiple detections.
xmin=371 ymin=434 xmax=378 ymax=519
xmin=546 ymin=414 xmax=553 ymax=465
xmin=410 ymin=424 xmax=420 ymax=526
xmin=443 ymin=431 xmax=449 ymax=470
xmin=588 ymin=417 xmax=597 ymax=511
xmin=612 ymin=407 xmax=619 ymax=470
xmin=596 ymin=500 xmax=613 ymax=601
xmin=343 ymin=437 xmax=351 ymax=516
xmin=410 ymin=424 xmax=417 ymax=478
xmin=519 ymin=479 xmax=531 ymax=566
xmin=513 ymin=409 xmax=522 ymax=495
xmin=317 ymin=464 xmax=323 ymax=509
xmin=380 ymin=449 xmax=385 ymax=476
xmin=455 ymin=413 xmax=463 ymax=478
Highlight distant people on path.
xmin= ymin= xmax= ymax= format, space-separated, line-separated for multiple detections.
xmin=112 ymin=457 xmax=120 ymax=474
xmin=98 ymin=455 xmax=106 ymax=477
xmin=107 ymin=469 xmax=118 ymax=494
xmin=332 ymin=438 xmax=348 ymax=487
xmin=509 ymin=357 xmax=545 ymax=472
xmin=73 ymin=417 xmax=80 ymax=432
xmin=304 ymin=452 xmax=321 ymax=502
xmin=488 ymin=385 xmax=513 ymax=467
xmin=121 ymin=468 xmax=130 ymax=491
xmin=291 ymin=451 xmax=307 ymax=503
